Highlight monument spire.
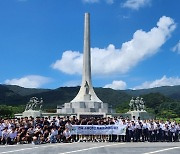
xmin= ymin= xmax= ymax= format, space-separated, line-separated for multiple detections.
xmin=83 ymin=12 xmax=91 ymax=86
xmin=71 ymin=13 xmax=102 ymax=103
xmin=57 ymin=13 xmax=109 ymax=115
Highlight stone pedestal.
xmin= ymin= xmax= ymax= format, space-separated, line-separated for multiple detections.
xmin=126 ymin=110 xmax=153 ymax=120
xmin=57 ymin=101 xmax=110 ymax=115
xmin=22 ymin=110 xmax=42 ymax=118
xmin=77 ymin=112 xmax=106 ymax=119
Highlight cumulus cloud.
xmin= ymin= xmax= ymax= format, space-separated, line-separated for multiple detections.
xmin=52 ymin=50 xmax=83 ymax=75
xmin=4 ymin=75 xmax=51 ymax=88
xmin=172 ymin=40 xmax=180 ymax=54
xmin=122 ymin=0 xmax=151 ymax=10
xmin=52 ymin=16 xmax=176 ymax=76
xmin=134 ymin=76 xmax=180 ymax=89
xmin=104 ymin=80 xmax=127 ymax=90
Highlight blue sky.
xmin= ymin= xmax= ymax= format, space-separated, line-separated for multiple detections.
xmin=0 ymin=0 xmax=180 ymax=90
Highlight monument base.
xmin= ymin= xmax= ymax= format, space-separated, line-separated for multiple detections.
xmin=126 ymin=110 xmax=154 ymax=120
xmin=22 ymin=110 xmax=42 ymax=118
xmin=57 ymin=101 xmax=110 ymax=114
xmin=77 ymin=112 xmax=106 ymax=119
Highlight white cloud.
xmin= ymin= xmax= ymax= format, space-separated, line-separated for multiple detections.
xmin=104 ymin=80 xmax=127 ymax=90
xmin=4 ymin=75 xmax=51 ymax=88
xmin=134 ymin=76 xmax=180 ymax=89
xmin=172 ymin=40 xmax=180 ymax=54
xmin=122 ymin=0 xmax=151 ymax=10
xmin=52 ymin=50 xmax=83 ymax=75
xmin=52 ymin=16 xmax=176 ymax=76
xmin=82 ymin=0 xmax=99 ymax=3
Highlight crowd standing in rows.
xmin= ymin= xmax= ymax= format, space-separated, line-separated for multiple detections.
xmin=0 ymin=116 xmax=179 ymax=145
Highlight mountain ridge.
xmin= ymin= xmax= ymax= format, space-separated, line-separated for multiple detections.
xmin=0 ymin=84 xmax=180 ymax=108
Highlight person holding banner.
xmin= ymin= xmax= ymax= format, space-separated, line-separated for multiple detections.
xmin=0 ymin=116 xmax=179 ymax=144
xmin=118 ymin=119 xmax=126 ymax=142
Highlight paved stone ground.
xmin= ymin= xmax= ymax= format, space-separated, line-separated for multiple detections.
xmin=0 ymin=142 xmax=179 ymax=154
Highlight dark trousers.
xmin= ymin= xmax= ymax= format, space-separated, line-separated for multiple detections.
xmin=118 ymin=135 xmax=125 ymax=142
xmin=127 ymin=130 xmax=135 ymax=142
xmin=1 ymin=138 xmax=15 ymax=145
xmin=7 ymin=137 xmax=16 ymax=145
xmin=149 ymin=131 xmax=155 ymax=142
xmin=1 ymin=138 xmax=7 ymax=145
xmin=136 ymin=129 xmax=142 ymax=142
xmin=169 ymin=132 xmax=177 ymax=142
xmin=155 ymin=129 xmax=162 ymax=142
xmin=62 ymin=136 xmax=72 ymax=143
xmin=164 ymin=131 xmax=169 ymax=141
xmin=142 ymin=129 xmax=148 ymax=141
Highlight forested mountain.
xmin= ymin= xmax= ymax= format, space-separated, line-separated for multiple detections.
xmin=0 ymin=85 xmax=131 ymax=108
xmin=0 ymin=84 xmax=180 ymax=118
xmin=123 ymin=85 xmax=180 ymax=100
xmin=1 ymin=84 xmax=180 ymax=108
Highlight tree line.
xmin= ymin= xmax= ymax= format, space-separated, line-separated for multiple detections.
xmin=0 ymin=93 xmax=180 ymax=119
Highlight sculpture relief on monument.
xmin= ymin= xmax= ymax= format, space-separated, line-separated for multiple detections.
xmin=84 ymin=81 xmax=90 ymax=95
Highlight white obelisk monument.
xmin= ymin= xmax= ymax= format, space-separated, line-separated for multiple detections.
xmin=71 ymin=13 xmax=102 ymax=103
xmin=58 ymin=13 xmax=109 ymax=115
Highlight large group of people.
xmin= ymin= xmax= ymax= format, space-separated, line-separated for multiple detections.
xmin=0 ymin=116 xmax=179 ymax=145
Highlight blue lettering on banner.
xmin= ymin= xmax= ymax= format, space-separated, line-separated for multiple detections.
xmin=71 ymin=125 xmax=126 ymax=135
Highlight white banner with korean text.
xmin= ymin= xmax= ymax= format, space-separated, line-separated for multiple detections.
xmin=70 ymin=125 xmax=126 ymax=135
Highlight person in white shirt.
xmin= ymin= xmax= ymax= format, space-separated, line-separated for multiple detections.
xmin=154 ymin=122 xmax=162 ymax=142
xmin=148 ymin=122 xmax=155 ymax=142
xmin=0 ymin=123 xmax=3 ymax=144
xmin=126 ymin=121 xmax=135 ymax=142
xmin=119 ymin=119 xmax=127 ymax=142
xmin=135 ymin=121 xmax=142 ymax=142
xmin=142 ymin=121 xmax=148 ymax=141
xmin=1 ymin=122 xmax=7 ymax=130
xmin=1 ymin=127 xmax=9 ymax=145
xmin=26 ymin=126 xmax=34 ymax=143
xmin=49 ymin=127 xmax=58 ymax=143
xmin=32 ymin=125 xmax=42 ymax=145
xmin=170 ymin=125 xmax=177 ymax=142
xmin=63 ymin=127 xmax=71 ymax=143
xmin=65 ymin=120 xmax=72 ymax=131
xmin=126 ymin=121 xmax=131 ymax=142
xmin=164 ymin=124 xmax=169 ymax=141
xmin=7 ymin=128 xmax=17 ymax=145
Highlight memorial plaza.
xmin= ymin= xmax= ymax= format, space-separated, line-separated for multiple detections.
xmin=0 ymin=8 xmax=180 ymax=154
